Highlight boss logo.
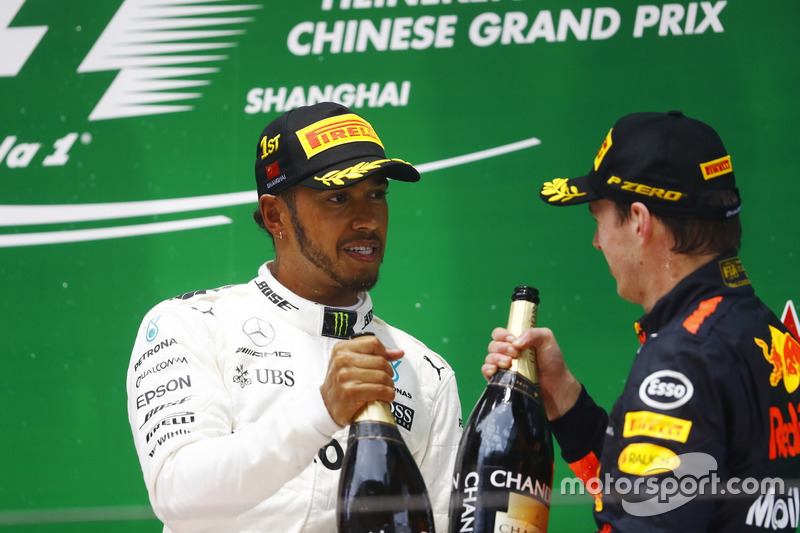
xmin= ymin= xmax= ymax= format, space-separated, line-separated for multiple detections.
xmin=390 ymin=402 xmax=415 ymax=431
xmin=639 ymin=370 xmax=694 ymax=410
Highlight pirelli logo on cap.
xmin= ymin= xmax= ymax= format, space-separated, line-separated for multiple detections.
xmin=594 ymin=128 xmax=613 ymax=171
xmin=296 ymin=114 xmax=384 ymax=159
xmin=700 ymin=155 xmax=732 ymax=180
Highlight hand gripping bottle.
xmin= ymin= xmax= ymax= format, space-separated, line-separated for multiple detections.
xmin=337 ymin=334 xmax=435 ymax=533
xmin=449 ymin=286 xmax=554 ymax=533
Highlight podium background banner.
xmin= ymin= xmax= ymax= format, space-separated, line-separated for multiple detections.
xmin=2 ymin=1 xmax=798 ymax=530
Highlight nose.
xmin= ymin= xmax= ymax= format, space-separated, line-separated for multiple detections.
xmin=592 ymin=228 xmax=601 ymax=250
xmin=351 ymin=197 xmax=382 ymax=232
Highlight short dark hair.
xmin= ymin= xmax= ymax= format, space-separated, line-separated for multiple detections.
xmin=614 ymin=189 xmax=742 ymax=255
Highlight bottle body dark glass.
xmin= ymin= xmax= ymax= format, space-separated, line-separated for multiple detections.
xmin=449 ymin=368 xmax=554 ymax=533
xmin=338 ymin=419 xmax=436 ymax=533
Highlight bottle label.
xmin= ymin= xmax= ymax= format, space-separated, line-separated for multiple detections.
xmin=493 ymin=492 xmax=549 ymax=533
xmin=452 ymin=468 xmax=551 ymax=532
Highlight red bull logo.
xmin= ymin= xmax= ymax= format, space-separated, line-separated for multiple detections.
xmin=756 ymin=325 xmax=800 ymax=393
xmin=769 ymin=402 xmax=800 ymax=459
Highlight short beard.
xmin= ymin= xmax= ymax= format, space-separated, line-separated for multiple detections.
xmin=288 ymin=202 xmax=380 ymax=294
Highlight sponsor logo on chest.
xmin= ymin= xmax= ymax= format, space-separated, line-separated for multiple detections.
xmin=639 ymin=370 xmax=694 ymax=410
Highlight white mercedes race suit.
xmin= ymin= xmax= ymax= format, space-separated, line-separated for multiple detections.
xmin=127 ymin=262 xmax=462 ymax=533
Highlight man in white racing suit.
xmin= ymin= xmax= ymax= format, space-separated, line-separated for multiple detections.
xmin=127 ymin=102 xmax=463 ymax=532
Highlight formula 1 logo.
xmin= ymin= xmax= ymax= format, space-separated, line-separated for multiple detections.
xmin=0 ymin=0 xmax=47 ymax=76
xmin=0 ymin=0 xmax=258 ymax=119
xmin=77 ymin=0 xmax=259 ymax=120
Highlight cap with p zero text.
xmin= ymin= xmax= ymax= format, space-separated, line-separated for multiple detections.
xmin=539 ymin=111 xmax=741 ymax=220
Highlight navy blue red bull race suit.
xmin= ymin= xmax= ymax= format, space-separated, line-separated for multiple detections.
xmin=550 ymin=251 xmax=800 ymax=532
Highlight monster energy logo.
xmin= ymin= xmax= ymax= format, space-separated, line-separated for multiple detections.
xmin=333 ymin=312 xmax=348 ymax=336
xmin=322 ymin=308 xmax=356 ymax=339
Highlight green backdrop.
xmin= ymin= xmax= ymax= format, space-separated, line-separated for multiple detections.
xmin=2 ymin=1 xmax=798 ymax=531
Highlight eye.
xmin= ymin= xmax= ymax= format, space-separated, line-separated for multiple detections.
xmin=370 ymin=188 xmax=388 ymax=200
xmin=327 ymin=192 xmax=347 ymax=204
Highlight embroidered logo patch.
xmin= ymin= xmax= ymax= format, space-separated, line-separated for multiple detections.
xmin=700 ymin=155 xmax=732 ymax=180
xmin=594 ymin=128 xmax=613 ymax=171
xmin=639 ymin=370 xmax=695 ymax=410
xmin=296 ymin=114 xmax=383 ymax=159
xmin=618 ymin=442 xmax=680 ymax=476
xmin=623 ymin=410 xmax=693 ymax=443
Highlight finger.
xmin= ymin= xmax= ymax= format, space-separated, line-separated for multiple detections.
xmin=512 ymin=326 xmax=555 ymax=350
xmin=322 ymin=361 xmax=397 ymax=425
xmin=340 ymin=368 xmax=397 ymax=407
xmin=335 ymin=353 xmax=394 ymax=377
xmin=510 ymin=327 xmax=543 ymax=349
xmin=481 ymin=363 xmax=498 ymax=380
xmin=383 ymin=348 xmax=404 ymax=361
xmin=337 ymin=335 xmax=404 ymax=361
xmin=487 ymin=339 xmax=519 ymax=357
xmin=491 ymin=327 xmax=514 ymax=342
xmin=340 ymin=364 xmax=396 ymax=390
xmin=325 ymin=381 xmax=396 ymax=426
xmin=336 ymin=335 xmax=381 ymax=355
xmin=484 ymin=352 xmax=512 ymax=368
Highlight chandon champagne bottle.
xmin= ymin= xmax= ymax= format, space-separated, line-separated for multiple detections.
xmin=449 ymin=286 xmax=554 ymax=533
xmin=337 ymin=336 xmax=436 ymax=533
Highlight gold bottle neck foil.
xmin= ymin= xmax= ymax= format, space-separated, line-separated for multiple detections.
xmin=353 ymin=400 xmax=396 ymax=425
xmin=507 ymin=298 xmax=539 ymax=383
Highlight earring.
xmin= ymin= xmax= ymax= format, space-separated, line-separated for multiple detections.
xmin=278 ymin=231 xmax=283 ymax=240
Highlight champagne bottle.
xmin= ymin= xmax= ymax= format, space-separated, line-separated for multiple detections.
xmin=448 ymin=286 xmax=554 ymax=533
xmin=337 ymin=335 xmax=436 ymax=533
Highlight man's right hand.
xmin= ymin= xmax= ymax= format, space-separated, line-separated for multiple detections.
xmin=320 ymin=334 xmax=403 ymax=427
xmin=484 ymin=326 xmax=582 ymax=421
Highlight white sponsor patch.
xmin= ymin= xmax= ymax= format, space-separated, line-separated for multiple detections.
xmin=639 ymin=370 xmax=694 ymax=410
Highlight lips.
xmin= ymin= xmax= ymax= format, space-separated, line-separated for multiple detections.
xmin=343 ymin=241 xmax=381 ymax=262
xmin=346 ymin=245 xmax=375 ymax=255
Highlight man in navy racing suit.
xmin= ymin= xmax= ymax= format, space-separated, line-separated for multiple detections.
xmin=127 ymin=103 xmax=462 ymax=532
xmin=483 ymin=111 xmax=800 ymax=531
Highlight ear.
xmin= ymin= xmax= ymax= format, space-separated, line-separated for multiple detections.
xmin=629 ymin=202 xmax=653 ymax=245
xmin=258 ymin=194 xmax=287 ymax=239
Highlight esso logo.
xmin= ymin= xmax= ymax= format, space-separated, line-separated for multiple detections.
xmin=638 ymin=370 xmax=694 ymax=410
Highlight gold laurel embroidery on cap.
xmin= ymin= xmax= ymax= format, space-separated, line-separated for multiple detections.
xmin=313 ymin=159 xmax=393 ymax=187
xmin=541 ymin=178 xmax=587 ymax=203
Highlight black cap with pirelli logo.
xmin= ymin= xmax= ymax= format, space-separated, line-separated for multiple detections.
xmin=254 ymin=102 xmax=420 ymax=197
xmin=539 ymin=111 xmax=741 ymax=219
